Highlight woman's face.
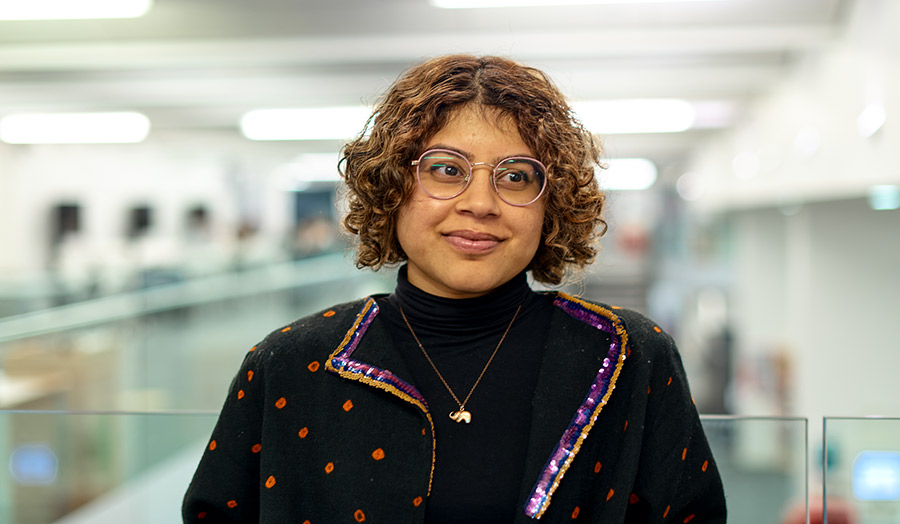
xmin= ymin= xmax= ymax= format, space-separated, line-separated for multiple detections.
xmin=396 ymin=106 xmax=545 ymax=299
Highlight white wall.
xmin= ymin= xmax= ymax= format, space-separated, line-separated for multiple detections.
xmin=0 ymin=133 xmax=305 ymax=294
xmin=685 ymin=0 xmax=900 ymax=421
xmin=690 ymin=0 xmax=900 ymax=212
xmin=730 ymin=201 xmax=900 ymax=421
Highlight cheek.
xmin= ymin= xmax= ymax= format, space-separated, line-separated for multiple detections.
xmin=395 ymin=197 xmax=431 ymax=252
xmin=524 ymin=206 xmax=546 ymax=251
xmin=395 ymin=206 xmax=413 ymax=255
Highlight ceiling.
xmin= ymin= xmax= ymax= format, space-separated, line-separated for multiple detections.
xmin=0 ymin=0 xmax=854 ymax=179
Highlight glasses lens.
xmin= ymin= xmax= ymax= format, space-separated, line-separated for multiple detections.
xmin=417 ymin=150 xmax=470 ymax=199
xmin=494 ymin=158 xmax=546 ymax=205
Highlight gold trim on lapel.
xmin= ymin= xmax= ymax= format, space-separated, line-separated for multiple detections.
xmin=523 ymin=292 xmax=629 ymax=519
xmin=325 ymin=297 xmax=437 ymax=495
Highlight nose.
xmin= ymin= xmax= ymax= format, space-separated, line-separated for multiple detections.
xmin=455 ymin=164 xmax=501 ymax=217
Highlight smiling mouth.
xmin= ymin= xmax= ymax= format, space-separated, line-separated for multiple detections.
xmin=442 ymin=230 xmax=503 ymax=254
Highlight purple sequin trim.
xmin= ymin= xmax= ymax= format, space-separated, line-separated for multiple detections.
xmin=524 ymin=295 xmax=626 ymax=518
xmin=329 ymin=299 xmax=427 ymax=407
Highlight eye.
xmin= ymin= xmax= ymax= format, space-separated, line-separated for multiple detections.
xmin=431 ymin=162 xmax=462 ymax=178
xmin=501 ymin=169 xmax=530 ymax=184
xmin=420 ymin=152 xmax=469 ymax=183
xmin=495 ymin=159 xmax=542 ymax=190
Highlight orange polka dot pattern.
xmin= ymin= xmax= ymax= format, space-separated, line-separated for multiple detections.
xmin=533 ymin=310 xmax=725 ymax=523
xmin=181 ymin=297 xmax=724 ymax=524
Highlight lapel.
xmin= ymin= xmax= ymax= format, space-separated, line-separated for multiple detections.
xmin=518 ymin=292 xmax=629 ymax=520
xmin=325 ymin=297 xmax=428 ymax=413
xmin=324 ymin=296 xmax=436 ymax=494
xmin=323 ymin=294 xmax=629 ymax=516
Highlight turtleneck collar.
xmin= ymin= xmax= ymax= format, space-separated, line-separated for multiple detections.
xmin=387 ymin=265 xmax=535 ymax=336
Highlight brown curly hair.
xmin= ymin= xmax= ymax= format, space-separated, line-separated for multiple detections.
xmin=339 ymin=54 xmax=606 ymax=285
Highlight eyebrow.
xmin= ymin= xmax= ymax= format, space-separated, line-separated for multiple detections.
xmin=425 ymin=143 xmax=535 ymax=164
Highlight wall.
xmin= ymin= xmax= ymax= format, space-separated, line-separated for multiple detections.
xmin=685 ymin=0 xmax=900 ymax=422
xmin=0 ymin=133 xmax=306 ymax=297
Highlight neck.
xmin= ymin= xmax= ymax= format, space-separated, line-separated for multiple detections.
xmin=390 ymin=265 xmax=532 ymax=334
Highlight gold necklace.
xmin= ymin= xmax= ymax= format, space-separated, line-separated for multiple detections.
xmin=397 ymin=303 xmax=522 ymax=424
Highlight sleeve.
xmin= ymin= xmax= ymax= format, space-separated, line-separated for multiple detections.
xmin=624 ymin=325 xmax=727 ymax=524
xmin=182 ymin=346 xmax=266 ymax=524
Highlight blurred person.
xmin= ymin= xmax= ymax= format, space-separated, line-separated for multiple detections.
xmin=183 ymin=54 xmax=726 ymax=523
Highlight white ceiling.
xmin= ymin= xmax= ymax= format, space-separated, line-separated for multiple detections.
xmin=0 ymin=0 xmax=854 ymax=178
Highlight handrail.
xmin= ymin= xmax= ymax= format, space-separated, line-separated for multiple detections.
xmin=0 ymin=252 xmax=387 ymax=344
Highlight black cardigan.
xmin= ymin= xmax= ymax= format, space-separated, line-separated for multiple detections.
xmin=182 ymin=292 xmax=727 ymax=523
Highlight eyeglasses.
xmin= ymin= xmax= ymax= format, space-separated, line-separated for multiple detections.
xmin=411 ymin=148 xmax=548 ymax=207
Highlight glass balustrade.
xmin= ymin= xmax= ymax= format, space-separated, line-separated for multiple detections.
xmin=8 ymin=254 xmax=898 ymax=523
xmin=0 ymin=254 xmax=394 ymax=412
xmin=702 ymin=416 xmax=808 ymax=524
xmin=823 ymin=417 xmax=900 ymax=524
xmin=0 ymin=411 xmax=811 ymax=524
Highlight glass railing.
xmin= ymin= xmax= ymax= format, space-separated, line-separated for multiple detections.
xmin=702 ymin=416 xmax=808 ymax=524
xmin=0 ymin=410 xmax=217 ymax=524
xmin=823 ymin=417 xmax=900 ymax=524
xmin=0 ymin=411 xmax=810 ymax=524
xmin=3 ymin=256 xmax=897 ymax=523
xmin=0 ymin=253 xmax=395 ymax=412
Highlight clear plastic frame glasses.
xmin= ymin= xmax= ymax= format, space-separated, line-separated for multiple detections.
xmin=411 ymin=148 xmax=548 ymax=206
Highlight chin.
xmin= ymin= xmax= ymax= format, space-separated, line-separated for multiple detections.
xmin=445 ymin=274 xmax=507 ymax=297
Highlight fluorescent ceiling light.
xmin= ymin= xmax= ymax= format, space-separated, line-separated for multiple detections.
xmin=0 ymin=0 xmax=152 ymax=20
xmin=432 ymin=0 xmax=720 ymax=7
xmin=241 ymin=106 xmax=372 ymax=141
xmin=572 ymin=99 xmax=695 ymax=135
xmin=0 ymin=112 xmax=150 ymax=144
xmin=597 ymin=158 xmax=657 ymax=191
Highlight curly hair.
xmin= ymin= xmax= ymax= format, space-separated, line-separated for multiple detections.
xmin=339 ymin=54 xmax=606 ymax=285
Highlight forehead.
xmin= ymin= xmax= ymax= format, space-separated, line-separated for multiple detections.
xmin=424 ymin=105 xmax=531 ymax=155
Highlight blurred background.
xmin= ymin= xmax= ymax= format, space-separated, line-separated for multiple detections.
xmin=0 ymin=0 xmax=898 ymax=522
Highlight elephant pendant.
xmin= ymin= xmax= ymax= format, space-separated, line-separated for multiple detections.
xmin=449 ymin=410 xmax=472 ymax=424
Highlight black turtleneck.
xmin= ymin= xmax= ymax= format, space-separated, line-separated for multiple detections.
xmin=376 ymin=267 xmax=555 ymax=524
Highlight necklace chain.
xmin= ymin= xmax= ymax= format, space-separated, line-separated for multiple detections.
xmin=397 ymin=302 xmax=522 ymax=424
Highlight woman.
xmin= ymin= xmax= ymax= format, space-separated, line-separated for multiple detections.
xmin=183 ymin=54 xmax=727 ymax=523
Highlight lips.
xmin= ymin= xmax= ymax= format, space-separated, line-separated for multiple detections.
xmin=442 ymin=230 xmax=503 ymax=254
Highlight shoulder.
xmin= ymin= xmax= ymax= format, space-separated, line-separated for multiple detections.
xmin=244 ymin=297 xmax=374 ymax=367
xmin=549 ymin=291 xmax=676 ymax=357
